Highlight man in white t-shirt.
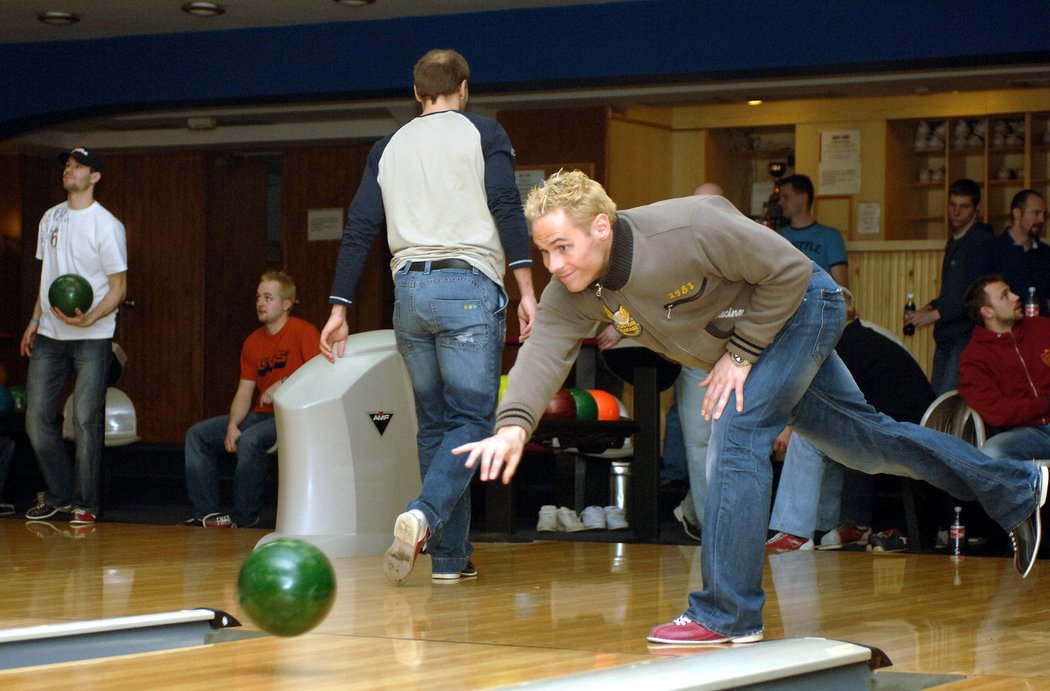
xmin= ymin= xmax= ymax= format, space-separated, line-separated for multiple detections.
xmin=20 ymin=147 xmax=128 ymax=525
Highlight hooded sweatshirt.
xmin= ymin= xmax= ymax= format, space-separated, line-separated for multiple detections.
xmin=958 ymin=316 xmax=1050 ymax=429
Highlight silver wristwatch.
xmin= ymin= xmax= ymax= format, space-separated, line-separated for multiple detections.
xmin=730 ymin=352 xmax=751 ymax=367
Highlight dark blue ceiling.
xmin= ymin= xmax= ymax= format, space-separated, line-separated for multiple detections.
xmin=2 ymin=0 xmax=1048 ymax=138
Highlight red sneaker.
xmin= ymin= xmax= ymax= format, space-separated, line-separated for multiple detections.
xmin=70 ymin=508 xmax=96 ymax=525
xmin=648 ymin=616 xmax=764 ymax=645
xmin=818 ymin=523 xmax=871 ymax=550
xmin=384 ymin=510 xmax=430 ymax=584
xmin=764 ymin=531 xmax=813 ymax=551
xmin=202 ymin=512 xmax=234 ymax=528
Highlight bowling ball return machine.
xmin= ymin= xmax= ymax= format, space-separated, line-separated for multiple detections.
xmin=259 ymin=330 xmax=420 ymax=558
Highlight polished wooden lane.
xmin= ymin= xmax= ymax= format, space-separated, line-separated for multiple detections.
xmin=1 ymin=519 xmax=1048 ymax=689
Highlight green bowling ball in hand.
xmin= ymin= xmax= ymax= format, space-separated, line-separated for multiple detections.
xmin=48 ymin=274 xmax=93 ymax=317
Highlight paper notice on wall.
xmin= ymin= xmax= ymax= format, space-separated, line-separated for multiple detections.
xmin=818 ymin=130 xmax=861 ymax=195
xmin=307 ymin=208 xmax=344 ymax=241
xmin=516 ymin=169 xmax=547 ymax=205
xmin=857 ymin=202 xmax=881 ymax=235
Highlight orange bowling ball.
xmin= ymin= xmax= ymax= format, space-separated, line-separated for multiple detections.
xmin=587 ymin=389 xmax=621 ymax=421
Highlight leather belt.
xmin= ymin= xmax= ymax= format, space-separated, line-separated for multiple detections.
xmin=406 ymin=259 xmax=473 ymax=272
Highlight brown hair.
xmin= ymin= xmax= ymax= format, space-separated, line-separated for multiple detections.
xmin=963 ymin=274 xmax=1004 ymax=324
xmin=413 ymin=49 xmax=470 ymax=104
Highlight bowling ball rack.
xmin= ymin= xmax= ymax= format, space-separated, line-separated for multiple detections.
xmin=481 ymin=363 xmax=661 ymax=540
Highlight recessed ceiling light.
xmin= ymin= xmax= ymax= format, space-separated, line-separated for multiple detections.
xmin=37 ymin=11 xmax=80 ymax=26
xmin=182 ymin=2 xmax=225 ymax=17
xmin=747 ymin=99 xmax=764 ymax=106
xmin=333 ymin=0 xmax=376 ymax=6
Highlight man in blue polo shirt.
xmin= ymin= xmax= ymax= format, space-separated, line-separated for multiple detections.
xmin=776 ymin=174 xmax=849 ymax=288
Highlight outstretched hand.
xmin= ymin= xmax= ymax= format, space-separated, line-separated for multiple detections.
xmin=453 ymin=426 xmax=528 ymax=485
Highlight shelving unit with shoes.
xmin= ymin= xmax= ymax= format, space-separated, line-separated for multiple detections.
xmin=887 ymin=112 xmax=1049 ymax=239
xmin=886 ymin=118 xmax=949 ymax=240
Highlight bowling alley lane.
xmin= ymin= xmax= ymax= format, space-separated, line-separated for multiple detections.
xmin=3 ymin=520 xmax=1050 ymax=688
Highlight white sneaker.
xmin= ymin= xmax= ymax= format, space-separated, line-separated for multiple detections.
xmin=556 ymin=507 xmax=587 ymax=532
xmin=604 ymin=505 xmax=629 ymax=530
xmin=580 ymin=506 xmax=607 ymax=530
xmin=384 ymin=509 xmax=430 ymax=584
xmin=536 ymin=505 xmax=558 ymax=532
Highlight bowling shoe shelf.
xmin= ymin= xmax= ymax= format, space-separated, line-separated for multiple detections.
xmin=481 ymin=365 xmax=662 ymax=541
xmin=886 ymin=111 xmax=1050 ymax=240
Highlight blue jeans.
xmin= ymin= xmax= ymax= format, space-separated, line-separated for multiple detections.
xmin=25 ymin=335 xmax=110 ymax=513
xmin=689 ymin=266 xmax=1040 ymax=637
xmin=393 ymin=262 xmax=506 ymax=574
xmin=676 ymin=365 xmax=711 ymax=527
xmin=768 ymin=433 xmax=839 ymax=537
xmin=184 ymin=411 xmax=275 ymax=525
xmin=982 ymin=425 xmax=1050 ymax=461
xmin=768 ymin=433 xmax=875 ymax=537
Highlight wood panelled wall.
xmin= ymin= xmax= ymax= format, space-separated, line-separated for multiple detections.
xmin=847 ymin=241 xmax=943 ymax=376
xmin=202 ymin=155 xmax=269 ymax=418
xmin=497 ymin=107 xmax=607 ymax=348
xmin=2 ymin=106 xmax=645 ymax=443
xmin=6 ymin=148 xmax=385 ymax=443
xmin=282 ymin=145 xmax=387 ymax=333
xmin=77 ymin=153 xmax=208 ymax=443
xmin=106 ymin=154 xmax=210 ymax=442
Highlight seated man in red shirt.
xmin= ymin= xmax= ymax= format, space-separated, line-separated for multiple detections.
xmin=959 ymin=274 xmax=1050 ymax=461
xmin=182 ymin=271 xmax=320 ymax=528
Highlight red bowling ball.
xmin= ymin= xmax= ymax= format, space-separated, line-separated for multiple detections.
xmin=542 ymin=388 xmax=576 ymax=420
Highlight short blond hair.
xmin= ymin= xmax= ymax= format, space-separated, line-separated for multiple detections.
xmin=260 ymin=270 xmax=297 ymax=303
xmin=524 ymin=170 xmax=617 ymax=230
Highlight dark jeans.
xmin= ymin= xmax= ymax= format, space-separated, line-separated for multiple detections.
xmin=184 ymin=412 xmax=275 ymax=525
xmin=25 ymin=335 xmax=110 ymax=513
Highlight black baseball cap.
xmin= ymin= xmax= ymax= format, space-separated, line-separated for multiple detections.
xmin=58 ymin=147 xmax=103 ymax=171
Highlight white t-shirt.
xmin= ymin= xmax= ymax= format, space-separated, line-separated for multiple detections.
xmin=36 ymin=200 xmax=127 ymax=340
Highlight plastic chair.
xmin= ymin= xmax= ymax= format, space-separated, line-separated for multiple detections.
xmin=906 ymin=389 xmax=993 ymax=552
xmin=919 ymin=389 xmax=986 ymax=449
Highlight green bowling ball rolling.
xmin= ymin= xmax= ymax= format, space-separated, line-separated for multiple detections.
xmin=48 ymin=274 xmax=93 ymax=317
xmin=238 ymin=538 xmax=336 ymax=637
xmin=567 ymin=387 xmax=598 ymax=421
